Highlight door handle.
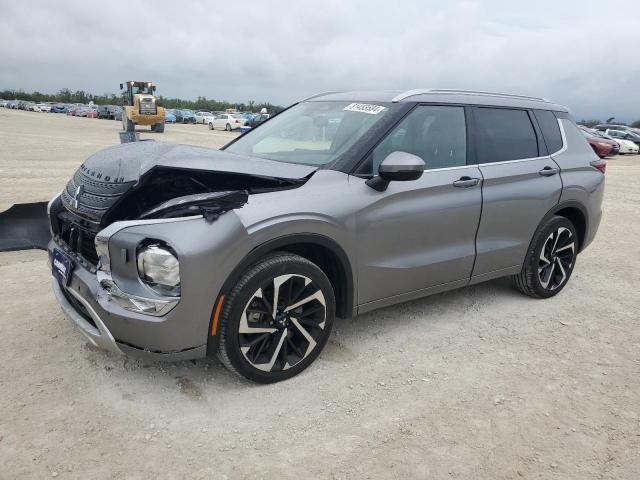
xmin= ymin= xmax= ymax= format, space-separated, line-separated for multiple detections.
xmin=453 ymin=176 xmax=480 ymax=188
xmin=538 ymin=166 xmax=559 ymax=177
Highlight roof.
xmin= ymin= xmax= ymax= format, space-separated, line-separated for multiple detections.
xmin=306 ymin=89 xmax=569 ymax=112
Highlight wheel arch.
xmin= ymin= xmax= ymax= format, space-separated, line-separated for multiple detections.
xmin=206 ymin=233 xmax=355 ymax=355
xmin=543 ymin=201 xmax=589 ymax=252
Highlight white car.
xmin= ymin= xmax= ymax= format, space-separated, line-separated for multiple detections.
xmin=36 ymin=103 xmax=51 ymax=112
xmin=207 ymin=113 xmax=246 ymax=131
xmin=606 ymin=129 xmax=640 ymax=154
xmin=194 ymin=111 xmax=213 ymax=124
xmin=615 ymin=138 xmax=639 ymax=154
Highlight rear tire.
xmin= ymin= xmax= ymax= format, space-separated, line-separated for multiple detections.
xmin=513 ymin=216 xmax=578 ymax=299
xmin=225 ymin=123 xmax=231 ymax=132
xmin=217 ymin=253 xmax=335 ymax=383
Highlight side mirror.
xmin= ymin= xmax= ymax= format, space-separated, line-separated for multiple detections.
xmin=366 ymin=151 xmax=425 ymax=192
xmin=119 ymin=83 xmax=123 ymax=90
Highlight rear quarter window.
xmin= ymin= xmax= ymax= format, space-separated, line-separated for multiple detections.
xmin=534 ymin=110 xmax=564 ymax=153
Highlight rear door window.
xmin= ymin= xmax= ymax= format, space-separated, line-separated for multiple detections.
xmin=533 ymin=110 xmax=563 ymax=153
xmin=475 ymin=108 xmax=539 ymax=163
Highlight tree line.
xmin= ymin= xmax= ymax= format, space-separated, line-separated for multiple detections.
xmin=0 ymin=88 xmax=285 ymax=113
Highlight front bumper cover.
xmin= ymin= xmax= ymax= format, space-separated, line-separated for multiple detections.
xmin=49 ymin=238 xmax=207 ymax=361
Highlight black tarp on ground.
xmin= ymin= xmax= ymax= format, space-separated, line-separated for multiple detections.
xmin=0 ymin=202 xmax=51 ymax=251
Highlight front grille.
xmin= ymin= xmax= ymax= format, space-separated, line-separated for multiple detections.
xmin=57 ymin=211 xmax=99 ymax=265
xmin=139 ymin=98 xmax=157 ymax=115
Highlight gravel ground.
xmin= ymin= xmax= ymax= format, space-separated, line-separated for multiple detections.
xmin=0 ymin=108 xmax=639 ymax=479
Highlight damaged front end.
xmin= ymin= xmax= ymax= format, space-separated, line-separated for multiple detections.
xmin=42 ymin=142 xmax=316 ymax=357
xmin=48 ymin=142 xmax=311 ymax=269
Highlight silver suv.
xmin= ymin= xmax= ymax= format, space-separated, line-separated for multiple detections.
xmin=48 ymin=89 xmax=605 ymax=383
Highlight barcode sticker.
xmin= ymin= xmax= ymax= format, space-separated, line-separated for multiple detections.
xmin=343 ymin=103 xmax=387 ymax=115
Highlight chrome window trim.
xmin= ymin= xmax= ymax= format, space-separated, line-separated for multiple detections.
xmin=551 ymin=118 xmax=569 ymax=156
xmin=473 ymin=115 xmax=569 ymax=167
xmin=356 ymin=115 xmax=570 ymax=174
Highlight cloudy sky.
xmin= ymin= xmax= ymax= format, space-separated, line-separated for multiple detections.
xmin=1 ymin=0 xmax=639 ymax=120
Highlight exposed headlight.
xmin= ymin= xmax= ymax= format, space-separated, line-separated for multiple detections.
xmin=137 ymin=244 xmax=180 ymax=295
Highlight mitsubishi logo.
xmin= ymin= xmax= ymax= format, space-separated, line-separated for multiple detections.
xmin=72 ymin=185 xmax=84 ymax=209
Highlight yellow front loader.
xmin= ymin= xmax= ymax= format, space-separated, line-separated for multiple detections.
xmin=120 ymin=80 xmax=166 ymax=133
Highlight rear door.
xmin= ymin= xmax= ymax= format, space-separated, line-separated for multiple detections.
xmin=354 ymin=105 xmax=482 ymax=308
xmin=471 ymin=107 xmax=563 ymax=279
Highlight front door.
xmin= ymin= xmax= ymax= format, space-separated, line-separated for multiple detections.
xmin=354 ymin=105 xmax=482 ymax=308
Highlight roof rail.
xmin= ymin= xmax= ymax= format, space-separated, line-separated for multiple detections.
xmin=392 ymin=88 xmax=550 ymax=103
xmin=299 ymin=91 xmax=343 ymax=102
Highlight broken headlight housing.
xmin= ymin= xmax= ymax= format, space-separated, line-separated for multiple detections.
xmin=137 ymin=243 xmax=181 ymax=296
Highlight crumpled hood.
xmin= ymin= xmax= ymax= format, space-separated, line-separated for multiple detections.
xmin=79 ymin=141 xmax=319 ymax=184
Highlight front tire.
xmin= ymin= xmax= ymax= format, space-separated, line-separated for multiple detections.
xmin=217 ymin=253 xmax=335 ymax=383
xmin=208 ymin=122 xmax=214 ymax=130
xmin=513 ymin=216 xmax=578 ymax=299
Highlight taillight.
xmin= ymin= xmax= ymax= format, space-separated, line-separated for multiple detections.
xmin=590 ymin=159 xmax=606 ymax=173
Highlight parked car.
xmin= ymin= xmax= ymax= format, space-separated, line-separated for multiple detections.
xmin=47 ymin=89 xmax=604 ymax=383
xmin=616 ymin=138 xmax=639 ymax=154
xmin=86 ymin=107 xmax=99 ymax=118
xmin=66 ymin=105 xmax=79 ymax=116
xmin=579 ymin=127 xmax=614 ymax=158
xmin=164 ymin=110 xmax=177 ymax=123
xmin=605 ymin=128 xmax=640 ymax=147
xmin=245 ymin=113 xmax=270 ymax=129
xmin=36 ymin=103 xmax=52 ymax=112
xmin=588 ymin=129 xmax=638 ymax=155
xmin=194 ymin=111 xmax=213 ymax=124
xmin=169 ymin=109 xmax=184 ymax=123
xmin=97 ymin=105 xmax=111 ymax=119
xmin=594 ymin=124 xmax=630 ymax=132
xmin=51 ymin=104 xmax=67 ymax=113
xmin=208 ymin=113 xmax=246 ymax=131
xmin=180 ymin=109 xmax=197 ymax=124
xmin=76 ymin=106 xmax=90 ymax=117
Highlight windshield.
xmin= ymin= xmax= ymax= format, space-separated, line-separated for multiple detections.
xmin=226 ymin=101 xmax=394 ymax=166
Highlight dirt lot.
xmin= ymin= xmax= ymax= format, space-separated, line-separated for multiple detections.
xmin=1 ymin=108 xmax=639 ymax=479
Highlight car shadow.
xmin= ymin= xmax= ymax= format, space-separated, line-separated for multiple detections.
xmin=82 ymin=276 xmax=525 ymax=393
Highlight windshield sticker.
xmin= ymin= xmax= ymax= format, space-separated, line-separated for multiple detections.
xmin=343 ymin=103 xmax=387 ymax=115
